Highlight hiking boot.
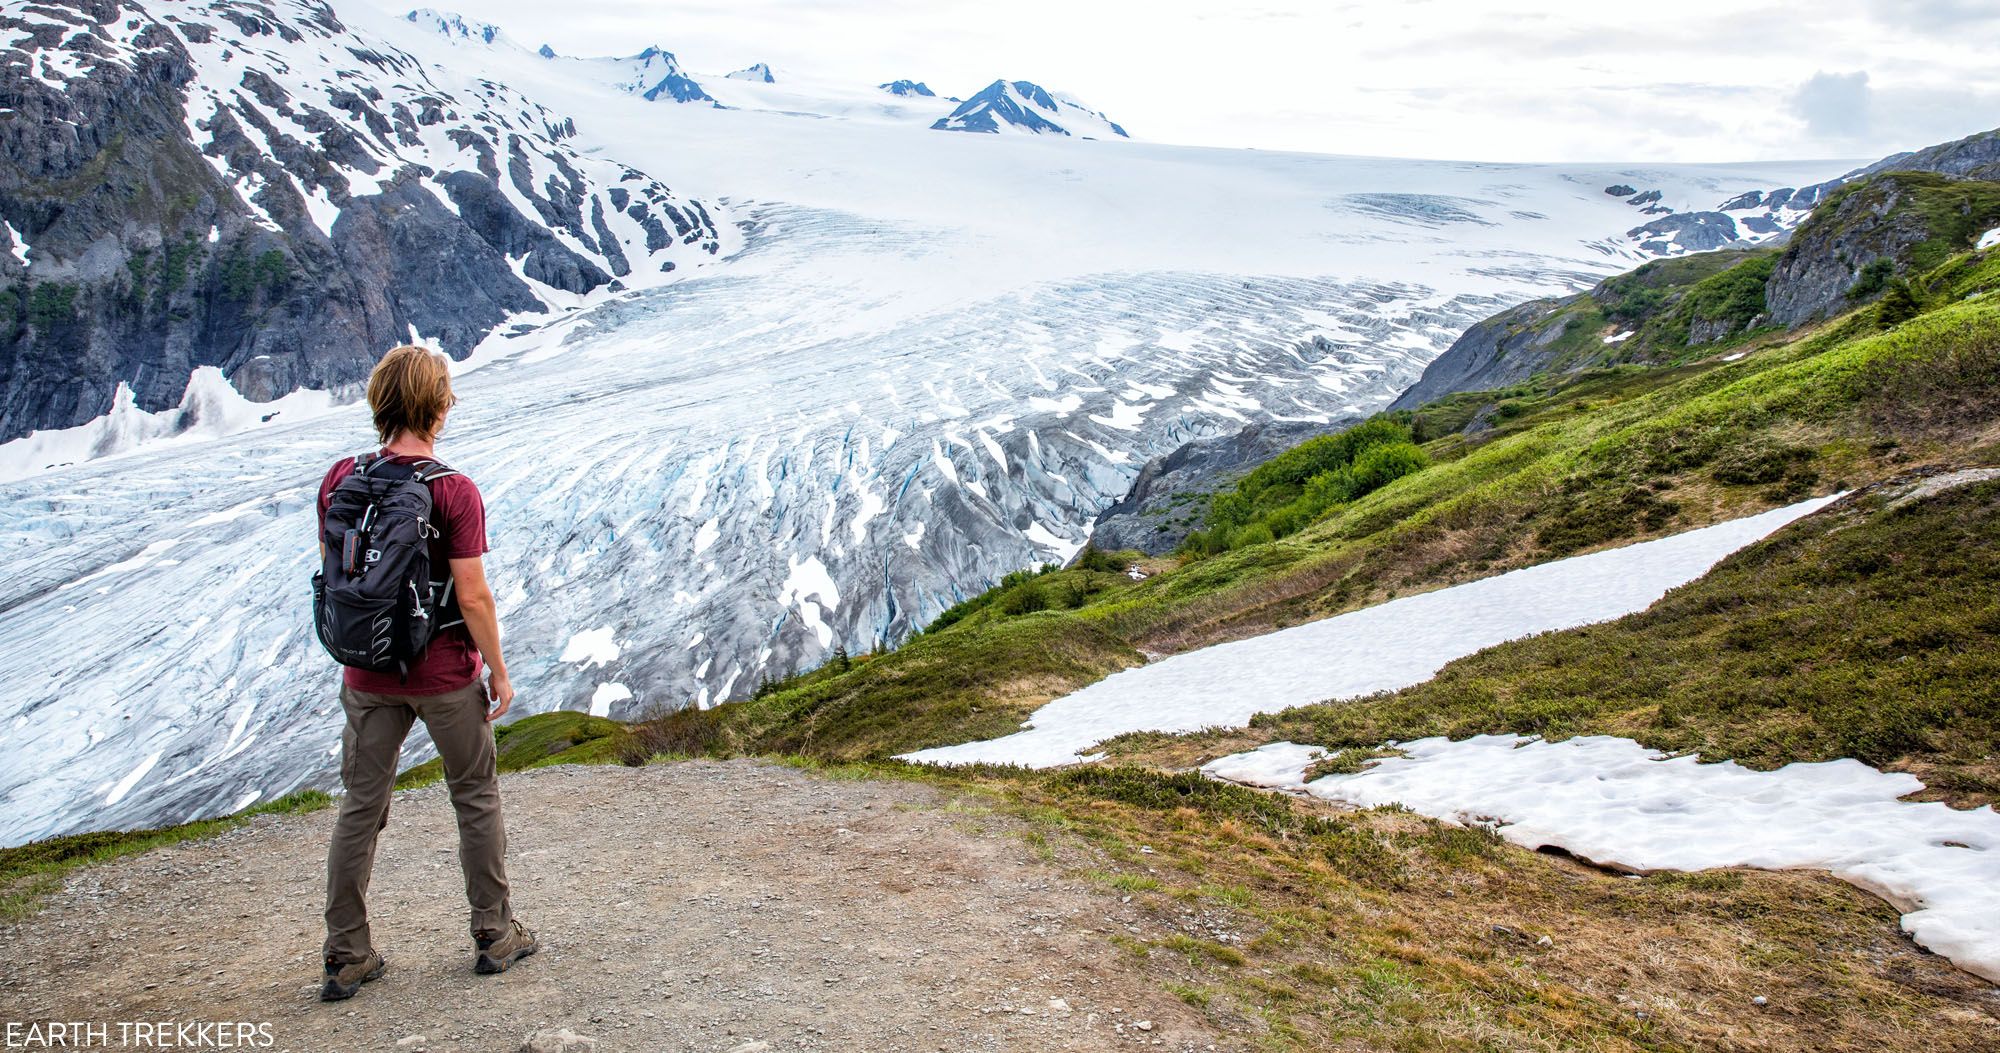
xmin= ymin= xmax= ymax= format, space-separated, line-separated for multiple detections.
xmin=474 ymin=918 xmax=538 ymax=974
xmin=319 ymin=951 xmax=386 ymax=1002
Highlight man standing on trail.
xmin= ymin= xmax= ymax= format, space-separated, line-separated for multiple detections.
xmin=313 ymin=345 xmax=537 ymax=1002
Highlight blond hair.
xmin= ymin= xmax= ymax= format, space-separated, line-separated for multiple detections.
xmin=367 ymin=345 xmax=456 ymax=444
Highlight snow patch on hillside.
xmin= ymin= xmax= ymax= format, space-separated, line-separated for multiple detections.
xmin=1204 ymin=735 xmax=2000 ymax=984
xmin=902 ymin=494 xmax=1841 ymax=768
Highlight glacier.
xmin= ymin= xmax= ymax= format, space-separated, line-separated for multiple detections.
xmin=0 ymin=1 xmax=1853 ymax=845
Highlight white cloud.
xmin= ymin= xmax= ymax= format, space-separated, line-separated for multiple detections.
xmin=355 ymin=0 xmax=2000 ymax=162
xmin=1867 ymin=0 xmax=2000 ymax=31
xmin=1793 ymin=70 xmax=1873 ymax=140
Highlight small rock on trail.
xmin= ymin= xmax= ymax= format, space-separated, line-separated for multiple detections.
xmin=0 ymin=759 xmax=1226 ymax=1051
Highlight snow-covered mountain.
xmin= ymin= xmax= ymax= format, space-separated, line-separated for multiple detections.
xmin=931 ymin=79 xmax=1130 ymax=138
xmin=590 ymin=46 xmax=718 ymax=105
xmin=402 ymin=7 xmax=505 ymax=46
xmin=401 ymin=10 xmax=722 ymax=106
xmin=0 ymin=0 xmax=1853 ymax=845
xmin=728 ymin=62 xmax=775 ymax=84
xmin=879 ymin=79 xmax=936 ymax=98
xmin=0 ymin=0 xmax=728 ymax=450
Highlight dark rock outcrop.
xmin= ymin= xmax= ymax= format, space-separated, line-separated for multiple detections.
xmin=1765 ymin=171 xmax=2000 ymax=327
xmin=1091 ymin=418 xmax=1346 ymax=556
xmin=1628 ymin=212 xmax=1740 ymax=254
xmin=1386 ymin=297 xmax=1581 ymax=412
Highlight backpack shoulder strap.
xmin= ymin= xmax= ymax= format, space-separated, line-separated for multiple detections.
xmin=411 ymin=460 xmax=459 ymax=484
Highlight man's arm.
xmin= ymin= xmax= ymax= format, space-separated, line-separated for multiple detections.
xmin=450 ymin=555 xmax=513 ymax=721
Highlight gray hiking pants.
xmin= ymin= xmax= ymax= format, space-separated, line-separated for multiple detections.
xmin=323 ymin=680 xmax=512 ymax=965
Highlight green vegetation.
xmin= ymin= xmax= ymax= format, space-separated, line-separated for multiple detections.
xmin=15 ymin=170 xmax=2000 ymax=1050
xmin=1182 ymin=417 xmax=1429 ymax=553
xmin=1659 ymin=253 xmax=1777 ymax=344
xmin=221 ymin=247 xmax=290 ymax=301
xmin=1815 ymin=170 xmax=2000 ymax=276
xmin=1212 ymin=478 xmax=2000 ymax=804
xmin=1850 ymin=257 xmax=1897 ymax=301
xmin=922 ymin=759 xmax=1996 ymax=1050
xmin=157 ymin=234 xmax=204 ymax=301
xmin=25 ymin=282 xmax=77 ymax=329
xmin=628 ymin=602 xmax=1145 ymax=762
xmin=0 ymin=790 xmax=332 ymax=921
xmin=394 ymin=709 xmax=626 ymax=789
xmin=1593 ymin=247 xmax=1782 ymax=351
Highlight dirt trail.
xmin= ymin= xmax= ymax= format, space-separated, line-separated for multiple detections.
xmin=0 ymin=760 xmax=1225 ymax=1052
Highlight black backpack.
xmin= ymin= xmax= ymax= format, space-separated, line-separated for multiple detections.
xmin=312 ymin=452 xmax=464 ymax=677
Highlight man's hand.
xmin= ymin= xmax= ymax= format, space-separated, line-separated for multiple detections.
xmin=485 ymin=670 xmax=515 ymax=722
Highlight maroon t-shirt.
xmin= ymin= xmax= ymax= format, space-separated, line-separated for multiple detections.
xmin=318 ymin=448 xmax=489 ymax=695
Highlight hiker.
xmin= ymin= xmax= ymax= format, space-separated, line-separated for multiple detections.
xmin=311 ymin=344 xmax=537 ymax=1001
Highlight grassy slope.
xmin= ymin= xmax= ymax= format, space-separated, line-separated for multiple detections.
xmin=1121 ymin=475 xmax=2000 ymax=806
xmin=913 ymin=760 xmax=2000 ymax=1051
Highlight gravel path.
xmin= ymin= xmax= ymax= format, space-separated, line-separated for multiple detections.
xmin=0 ymin=760 xmax=1224 ymax=1052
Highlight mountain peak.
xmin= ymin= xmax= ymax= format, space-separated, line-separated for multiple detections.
xmin=403 ymin=8 xmax=506 ymax=47
xmin=879 ymin=79 xmax=936 ymax=98
xmin=727 ymin=62 xmax=775 ymax=84
xmin=619 ymin=47 xmax=717 ymax=106
xmin=930 ymin=78 xmax=1129 ymax=139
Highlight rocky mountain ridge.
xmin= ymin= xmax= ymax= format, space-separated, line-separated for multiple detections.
xmin=931 ymin=79 xmax=1130 ymax=138
xmin=0 ymin=0 xmax=728 ymax=445
xmin=1383 ymin=127 xmax=2000 ymax=412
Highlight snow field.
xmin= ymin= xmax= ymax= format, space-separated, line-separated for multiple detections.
xmin=1203 ymin=736 xmax=2000 ymax=984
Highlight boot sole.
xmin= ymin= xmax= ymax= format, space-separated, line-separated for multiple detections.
xmin=474 ymin=942 xmax=537 ymax=975
xmin=318 ymin=960 xmax=386 ymax=1002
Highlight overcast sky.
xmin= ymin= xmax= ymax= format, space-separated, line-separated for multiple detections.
xmin=362 ymin=0 xmax=2000 ymax=163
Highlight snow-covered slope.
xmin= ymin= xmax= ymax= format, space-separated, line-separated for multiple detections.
xmin=0 ymin=1 xmax=1851 ymax=845
xmin=904 ymin=496 xmax=1840 ymax=767
xmin=1206 ymin=736 xmax=2000 ymax=984
xmin=931 ymin=79 xmax=1130 ymax=138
